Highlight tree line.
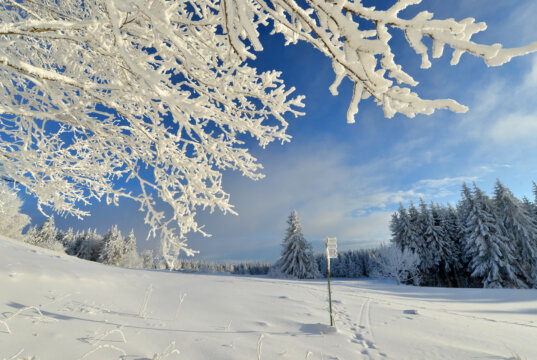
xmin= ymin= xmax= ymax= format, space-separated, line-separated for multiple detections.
xmin=390 ymin=180 xmax=537 ymax=288
xmin=271 ymin=210 xmax=419 ymax=283
xmin=6 ymin=179 xmax=536 ymax=287
xmin=22 ymin=216 xmax=272 ymax=275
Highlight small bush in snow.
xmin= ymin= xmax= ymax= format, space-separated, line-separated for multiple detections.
xmin=372 ymin=244 xmax=420 ymax=285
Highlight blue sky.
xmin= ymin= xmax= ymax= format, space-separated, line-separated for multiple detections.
xmin=23 ymin=0 xmax=537 ymax=262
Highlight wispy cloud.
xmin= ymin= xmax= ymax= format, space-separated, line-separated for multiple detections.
xmin=459 ymin=55 xmax=537 ymax=149
xmin=186 ymin=139 xmax=485 ymax=260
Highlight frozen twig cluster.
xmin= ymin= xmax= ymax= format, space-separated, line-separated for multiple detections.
xmin=151 ymin=341 xmax=181 ymax=360
xmin=0 ymin=0 xmax=535 ymax=256
xmin=3 ymin=306 xmax=58 ymax=328
xmin=79 ymin=344 xmax=127 ymax=360
xmin=139 ymin=284 xmax=153 ymax=318
xmin=174 ymin=292 xmax=187 ymax=319
xmin=3 ymin=349 xmax=25 ymax=360
xmin=88 ymin=326 xmax=127 ymax=345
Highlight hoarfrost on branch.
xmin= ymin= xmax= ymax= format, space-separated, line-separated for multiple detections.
xmin=0 ymin=0 xmax=535 ymax=256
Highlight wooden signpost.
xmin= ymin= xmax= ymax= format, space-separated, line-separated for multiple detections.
xmin=325 ymin=237 xmax=337 ymax=327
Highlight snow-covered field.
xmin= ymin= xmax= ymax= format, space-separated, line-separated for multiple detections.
xmin=1 ymin=236 xmax=536 ymax=360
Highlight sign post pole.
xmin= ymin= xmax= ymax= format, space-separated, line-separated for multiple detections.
xmin=325 ymin=237 xmax=337 ymax=327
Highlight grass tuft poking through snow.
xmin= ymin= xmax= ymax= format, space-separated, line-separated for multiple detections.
xmin=79 ymin=344 xmax=127 ymax=359
xmin=139 ymin=284 xmax=153 ymax=318
xmin=174 ymin=292 xmax=187 ymax=319
xmin=3 ymin=349 xmax=24 ymax=360
xmin=88 ymin=326 xmax=127 ymax=345
xmin=152 ymin=341 xmax=181 ymax=360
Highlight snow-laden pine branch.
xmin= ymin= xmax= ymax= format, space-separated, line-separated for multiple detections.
xmin=0 ymin=0 xmax=535 ymax=257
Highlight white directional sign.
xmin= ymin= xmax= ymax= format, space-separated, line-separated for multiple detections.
xmin=325 ymin=237 xmax=337 ymax=259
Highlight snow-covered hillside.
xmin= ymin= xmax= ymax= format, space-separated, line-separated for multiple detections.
xmin=1 ymin=236 xmax=536 ymax=360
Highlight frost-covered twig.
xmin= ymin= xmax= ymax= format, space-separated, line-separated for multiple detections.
xmin=174 ymin=292 xmax=187 ymax=319
xmin=257 ymin=333 xmax=265 ymax=360
xmin=225 ymin=319 xmax=232 ymax=332
xmin=4 ymin=348 xmax=23 ymax=360
xmin=4 ymin=306 xmax=43 ymax=321
xmin=3 ymin=305 xmax=57 ymax=325
xmin=89 ymin=326 xmax=127 ymax=345
xmin=152 ymin=341 xmax=181 ymax=360
xmin=79 ymin=344 xmax=127 ymax=359
xmin=139 ymin=284 xmax=153 ymax=318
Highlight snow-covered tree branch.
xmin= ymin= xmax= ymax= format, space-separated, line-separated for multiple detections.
xmin=252 ymin=0 xmax=537 ymax=120
xmin=0 ymin=182 xmax=30 ymax=239
xmin=1 ymin=0 xmax=535 ymax=256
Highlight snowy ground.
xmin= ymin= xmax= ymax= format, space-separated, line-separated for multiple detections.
xmin=1 ymin=236 xmax=536 ymax=360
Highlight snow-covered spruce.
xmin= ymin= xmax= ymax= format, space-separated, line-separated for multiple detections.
xmin=271 ymin=211 xmax=320 ymax=279
xmin=122 ymin=230 xmax=141 ymax=268
xmin=390 ymin=180 xmax=537 ymax=288
xmin=1 ymin=1 xmax=536 ymax=258
xmin=99 ymin=225 xmax=125 ymax=267
xmin=25 ymin=216 xmax=65 ymax=253
xmin=464 ymin=184 xmax=523 ymax=289
xmin=493 ymin=180 xmax=537 ymax=288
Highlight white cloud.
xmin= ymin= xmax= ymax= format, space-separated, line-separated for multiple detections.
xmin=489 ymin=113 xmax=537 ymax=144
xmin=413 ymin=176 xmax=478 ymax=197
xmin=185 ymin=139 xmax=484 ymax=260
xmin=450 ymin=52 xmax=537 ymax=158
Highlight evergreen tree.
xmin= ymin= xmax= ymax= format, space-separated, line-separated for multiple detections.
xmin=521 ymin=196 xmax=534 ymax=214
xmin=26 ymin=216 xmax=64 ymax=252
xmin=122 ymin=229 xmax=140 ymax=268
xmin=406 ymin=201 xmax=423 ymax=255
xmin=429 ymin=203 xmax=456 ymax=286
xmin=390 ymin=205 xmax=404 ymax=249
xmin=457 ymin=183 xmax=475 ymax=268
xmin=419 ymin=200 xmax=449 ymax=286
xmin=99 ymin=225 xmax=125 ymax=266
xmin=390 ymin=203 xmax=415 ymax=251
xmin=494 ymin=180 xmax=537 ymax=287
xmin=62 ymin=228 xmax=77 ymax=255
xmin=465 ymin=185 xmax=522 ymax=288
xmin=77 ymin=229 xmax=104 ymax=261
xmin=442 ymin=204 xmax=465 ymax=286
xmin=533 ymin=181 xmax=537 ymax=209
xmin=272 ymin=211 xmax=320 ymax=279
xmin=347 ymin=250 xmax=364 ymax=278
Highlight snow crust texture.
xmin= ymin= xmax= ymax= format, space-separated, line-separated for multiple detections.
xmin=1 ymin=236 xmax=537 ymax=360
